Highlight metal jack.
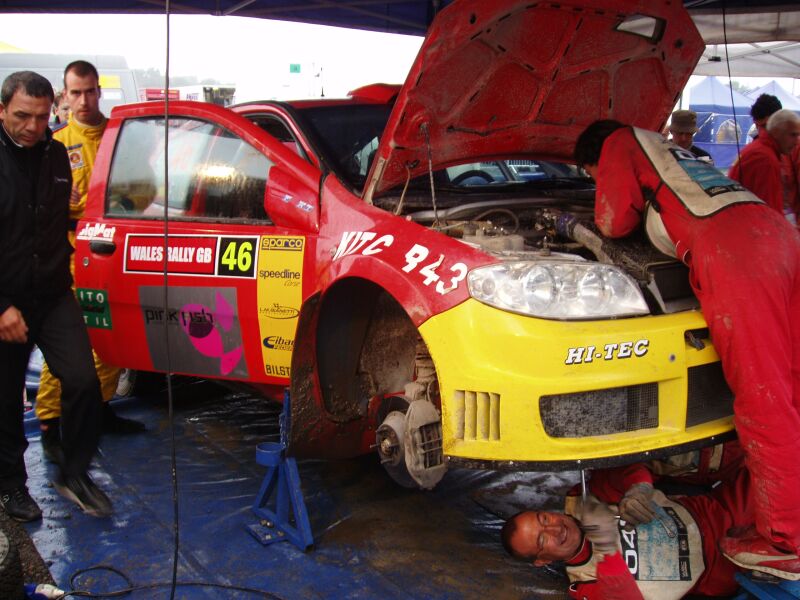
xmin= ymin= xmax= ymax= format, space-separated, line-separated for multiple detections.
xmin=247 ymin=389 xmax=314 ymax=551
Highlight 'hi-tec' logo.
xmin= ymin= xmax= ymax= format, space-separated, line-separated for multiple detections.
xmin=565 ymin=340 xmax=649 ymax=365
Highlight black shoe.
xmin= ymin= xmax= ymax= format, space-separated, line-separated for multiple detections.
xmin=0 ymin=486 xmax=42 ymax=522
xmin=40 ymin=418 xmax=65 ymax=465
xmin=102 ymin=403 xmax=146 ymax=434
xmin=53 ymin=472 xmax=113 ymax=518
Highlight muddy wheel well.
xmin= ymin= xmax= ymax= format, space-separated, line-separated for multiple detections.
xmin=316 ymin=278 xmax=419 ymax=423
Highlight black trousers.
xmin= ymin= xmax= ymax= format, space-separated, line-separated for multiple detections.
xmin=0 ymin=292 xmax=102 ymax=489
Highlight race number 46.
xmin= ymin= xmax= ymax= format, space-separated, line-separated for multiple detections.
xmin=218 ymin=237 xmax=258 ymax=278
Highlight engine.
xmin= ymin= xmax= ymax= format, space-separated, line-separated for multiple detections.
xmin=401 ymin=193 xmax=699 ymax=315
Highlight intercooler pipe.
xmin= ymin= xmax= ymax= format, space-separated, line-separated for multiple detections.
xmin=554 ymin=212 xmax=615 ymax=265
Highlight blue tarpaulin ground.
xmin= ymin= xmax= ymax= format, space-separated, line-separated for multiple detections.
xmin=20 ymin=378 xmax=576 ymax=599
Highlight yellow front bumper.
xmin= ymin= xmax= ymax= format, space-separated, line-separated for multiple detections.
xmin=419 ymin=299 xmax=733 ymax=466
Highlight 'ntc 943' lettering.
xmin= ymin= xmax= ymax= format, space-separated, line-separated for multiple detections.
xmin=332 ymin=231 xmax=467 ymax=296
xmin=565 ymin=340 xmax=649 ymax=365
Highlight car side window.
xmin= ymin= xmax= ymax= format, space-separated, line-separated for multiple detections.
xmin=106 ymin=116 xmax=273 ymax=223
xmin=248 ymin=115 xmax=309 ymax=162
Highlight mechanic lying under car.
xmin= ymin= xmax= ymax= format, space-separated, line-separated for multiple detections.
xmin=574 ymin=119 xmax=800 ymax=573
xmin=502 ymin=465 xmax=760 ymax=599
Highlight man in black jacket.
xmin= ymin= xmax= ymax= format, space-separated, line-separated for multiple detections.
xmin=0 ymin=71 xmax=111 ymax=520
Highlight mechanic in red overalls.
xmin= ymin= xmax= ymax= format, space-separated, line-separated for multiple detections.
xmin=573 ymin=118 xmax=800 ymax=576
xmin=596 ymin=440 xmax=745 ymax=521
xmin=503 ymin=466 xmax=755 ymax=599
xmin=729 ymin=108 xmax=800 ymax=224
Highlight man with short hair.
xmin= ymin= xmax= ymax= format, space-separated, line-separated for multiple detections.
xmin=574 ymin=118 xmax=800 ymax=577
xmin=729 ymin=106 xmax=800 ymax=223
xmin=502 ymin=468 xmax=758 ymax=598
xmin=668 ymin=109 xmax=712 ymax=163
xmin=36 ymin=60 xmax=144 ymax=465
xmin=749 ymin=93 xmax=782 ymax=140
xmin=0 ymin=70 xmax=112 ymax=520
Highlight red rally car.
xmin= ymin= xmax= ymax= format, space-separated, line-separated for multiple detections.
xmin=75 ymin=0 xmax=734 ymax=489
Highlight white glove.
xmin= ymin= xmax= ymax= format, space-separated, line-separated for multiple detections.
xmin=581 ymin=498 xmax=618 ymax=555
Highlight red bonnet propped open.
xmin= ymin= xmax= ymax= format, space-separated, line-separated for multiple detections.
xmin=364 ymin=0 xmax=705 ymax=201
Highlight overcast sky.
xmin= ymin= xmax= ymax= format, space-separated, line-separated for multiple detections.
xmin=0 ymin=13 xmax=424 ymax=101
xmin=1 ymin=13 xmax=798 ymax=104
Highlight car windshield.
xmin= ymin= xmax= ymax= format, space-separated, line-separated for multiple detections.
xmin=293 ymin=104 xmax=392 ymax=190
xmin=294 ymin=104 xmax=585 ymax=194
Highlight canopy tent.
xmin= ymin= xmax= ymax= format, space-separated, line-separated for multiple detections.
xmin=689 ymin=5 xmax=800 ymax=44
xmin=688 ymin=75 xmax=753 ymax=113
xmin=694 ymin=41 xmax=800 ymax=78
xmin=1 ymin=0 xmax=797 ymax=167
xmin=747 ymin=80 xmax=800 ymax=111
xmin=688 ymin=77 xmax=754 ymax=168
xmin=0 ymin=1 xmax=798 ymax=41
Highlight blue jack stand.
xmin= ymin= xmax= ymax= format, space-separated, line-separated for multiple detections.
xmin=247 ymin=389 xmax=314 ymax=551
xmin=734 ymin=572 xmax=800 ymax=599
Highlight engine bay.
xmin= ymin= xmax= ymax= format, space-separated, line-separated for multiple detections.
xmin=375 ymin=187 xmax=699 ymax=315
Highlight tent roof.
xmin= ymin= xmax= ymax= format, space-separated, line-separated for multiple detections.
xmin=689 ymin=5 xmax=800 ymax=44
xmin=689 ymin=76 xmax=754 ymax=112
xmin=694 ymin=41 xmax=800 ymax=77
xmin=747 ymin=80 xmax=800 ymax=109
xmin=0 ymin=1 xmax=798 ymax=40
xmin=1 ymin=1 xmax=798 ymax=78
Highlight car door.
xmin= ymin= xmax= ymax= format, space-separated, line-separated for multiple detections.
xmin=75 ymin=101 xmax=321 ymax=386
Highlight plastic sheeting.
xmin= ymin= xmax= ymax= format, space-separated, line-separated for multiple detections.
xmin=22 ymin=379 xmax=579 ymax=599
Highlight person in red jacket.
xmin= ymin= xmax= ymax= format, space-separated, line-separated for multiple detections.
xmin=792 ymin=142 xmax=800 ymax=219
xmin=729 ymin=109 xmax=800 ymax=223
xmin=597 ymin=440 xmax=744 ymax=522
xmin=502 ymin=467 xmax=760 ymax=599
xmin=573 ymin=119 xmax=800 ymax=575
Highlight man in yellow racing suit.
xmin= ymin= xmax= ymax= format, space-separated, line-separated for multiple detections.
xmin=37 ymin=60 xmax=144 ymax=464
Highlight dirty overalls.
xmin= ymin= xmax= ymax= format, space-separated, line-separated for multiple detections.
xmin=593 ymin=126 xmax=800 ymax=556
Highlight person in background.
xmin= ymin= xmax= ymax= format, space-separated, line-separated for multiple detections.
xmin=749 ymin=93 xmax=782 ymax=140
xmin=668 ymin=109 xmax=713 ymax=163
xmin=574 ymin=118 xmax=800 ymax=579
xmin=36 ymin=60 xmax=145 ymax=467
xmin=0 ymin=70 xmax=111 ymax=520
xmin=729 ymin=109 xmax=800 ymax=224
xmin=52 ymin=89 xmax=69 ymax=126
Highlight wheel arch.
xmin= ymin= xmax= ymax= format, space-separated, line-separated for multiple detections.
xmin=288 ymin=275 xmax=426 ymax=459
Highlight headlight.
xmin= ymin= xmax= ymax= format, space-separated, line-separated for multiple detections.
xmin=468 ymin=261 xmax=649 ymax=320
